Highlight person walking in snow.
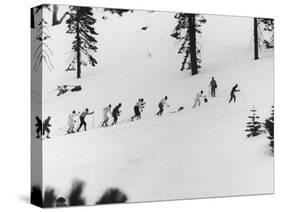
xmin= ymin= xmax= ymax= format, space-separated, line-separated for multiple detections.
xmin=209 ymin=77 xmax=217 ymax=97
xmin=43 ymin=116 xmax=52 ymax=138
xmin=131 ymin=99 xmax=142 ymax=121
xmin=156 ymin=96 xmax=170 ymax=116
xmin=229 ymin=84 xmax=240 ymax=103
xmin=112 ymin=103 xmax=122 ymax=126
xmin=101 ymin=104 xmax=112 ymax=127
xmin=77 ymin=108 xmax=94 ymax=132
xmin=192 ymin=90 xmax=204 ymax=109
xmin=35 ymin=116 xmax=42 ymax=138
xmin=67 ymin=110 xmax=80 ymax=134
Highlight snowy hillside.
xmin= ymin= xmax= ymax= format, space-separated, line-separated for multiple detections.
xmin=33 ymin=6 xmax=274 ymax=205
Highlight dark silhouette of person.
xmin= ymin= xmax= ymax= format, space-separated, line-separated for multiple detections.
xmin=112 ymin=103 xmax=122 ymax=125
xmin=35 ymin=116 xmax=42 ymax=138
xmin=77 ymin=108 xmax=94 ymax=132
xmin=43 ymin=116 xmax=52 ymax=139
xmin=131 ymin=99 xmax=144 ymax=121
xmin=209 ymin=77 xmax=217 ymax=97
xmin=157 ymin=96 xmax=169 ymax=116
xmin=229 ymin=84 xmax=240 ymax=103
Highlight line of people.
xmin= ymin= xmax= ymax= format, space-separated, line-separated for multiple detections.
xmin=35 ymin=77 xmax=241 ymax=139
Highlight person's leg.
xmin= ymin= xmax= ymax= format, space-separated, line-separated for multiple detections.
xmin=214 ymin=89 xmax=216 ymax=97
xmin=229 ymin=95 xmax=233 ymax=103
xmin=157 ymin=104 xmax=161 ymax=115
xmin=83 ymin=121 xmax=87 ymax=131
xmin=159 ymin=104 xmax=164 ymax=116
xmin=233 ymin=95 xmax=236 ymax=103
xmin=46 ymin=128 xmax=50 ymax=138
xmin=104 ymin=117 xmax=108 ymax=127
xmin=211 ymin=88 xmax=215 ymax=97
xmin=77 ymin=118 xmax=83 ymax=132
xmin=36 ymin=127 xmax=41 ymax=138
xmin=70 ymin=123 xmax=75 ymax=133
xmin=192 ymin=100 xmax=197 ymax=108
xmin=112 ymin=115 xmax=117 ymax=125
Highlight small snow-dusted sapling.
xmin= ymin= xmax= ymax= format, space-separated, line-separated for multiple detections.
xmin=245 ymin=106 xmax=263 ymax=137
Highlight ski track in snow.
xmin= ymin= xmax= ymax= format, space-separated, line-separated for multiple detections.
xmin=32 ymin=9 xmax=274 ymax=204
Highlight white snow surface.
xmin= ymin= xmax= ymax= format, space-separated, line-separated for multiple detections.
xmin=36 ymin=7 xmax=274 ymax=204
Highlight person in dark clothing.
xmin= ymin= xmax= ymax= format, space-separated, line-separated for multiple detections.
xmin=43 ymin=116 xmax=51 ymax=139
xmin=157 ymin=96 xmax=169 ymax=116
xmin=112 ymin=103 xmax=122 ymax=125
xmin=229 ymin=84 xmax=240 ymax=103
xmin=209 ymin=77 xmax=217 ymax=97
xmin=35 ymin=116 xmax=42 ymax=138
xmin=77 ymin=108 xmax=94 ymax=132
xmin=131 ymin=99 xmax=143 ymax=121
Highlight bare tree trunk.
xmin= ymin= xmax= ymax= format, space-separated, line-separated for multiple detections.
xmin=31 ymin=8 xmax=35 ymax=28
xmin=76 ymin=11 xmax=81 ymax=79
xmin=188 ymin=14 xmax=198 ymax=75
xmin=254 ymin=17 xmax=259 ymax=60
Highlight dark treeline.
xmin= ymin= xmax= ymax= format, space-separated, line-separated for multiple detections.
xmin=31 ymin=180 xmax=128 ymax=208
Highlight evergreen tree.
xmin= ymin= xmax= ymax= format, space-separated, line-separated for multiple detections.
xmin=66 ymin=6 xmax=98 ymax=78
xmin=265 ymin=106 xmax=274 ymax=153
xmin=171 ymin=13 xmax=206 ymax=75
xmin=245 ymin=106 xmax=263 ymax=137
xmin=103 ymin=8 xmax=133 ymax=16
xmin=259 ymin=18 xmax=274 ymax=49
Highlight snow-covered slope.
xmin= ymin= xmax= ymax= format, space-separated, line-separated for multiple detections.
xmin=38 ymin=7 xmax=274 ymax=204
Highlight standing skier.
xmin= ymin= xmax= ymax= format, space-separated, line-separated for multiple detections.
xmin=229 ymin=84 xmax=240 ymax=103
xmin=35 ymin=116 xmax=42 ymax=138
xmin=101 ymin=104 xmax=112 ymax=127
xmin=112 ymin=103 xmax=122 ymax=125
xmin=156 ymin=96 xmax=170 ymax=116
xmin=192 ymin=90 xmax=204 ymax=109
xmin=77 ymin=108 xmax=94 ymax=132
xmin=209 ymin=77 xmax=217 ymax=97
xmin=67 ymin=110 xmax=80 ymax=134
xmin=43 ymin=116 xmax=52 ymax=139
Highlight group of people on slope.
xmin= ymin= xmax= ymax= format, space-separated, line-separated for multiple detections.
xmin=192 ymin=77 xmax=240 ymax=109
xmin=35 ymin=77 xmax=241 ymax=139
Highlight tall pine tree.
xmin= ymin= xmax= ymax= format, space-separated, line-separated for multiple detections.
xmin=171 ymin=13 xmax=206 ymax=75
xmin=253 ymin=17 xmax=274 ymax=60
xmin=259 ymin=18 xmax=274 ymax=49
xmin=66 ymin=6 xmax=98 ymax=79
